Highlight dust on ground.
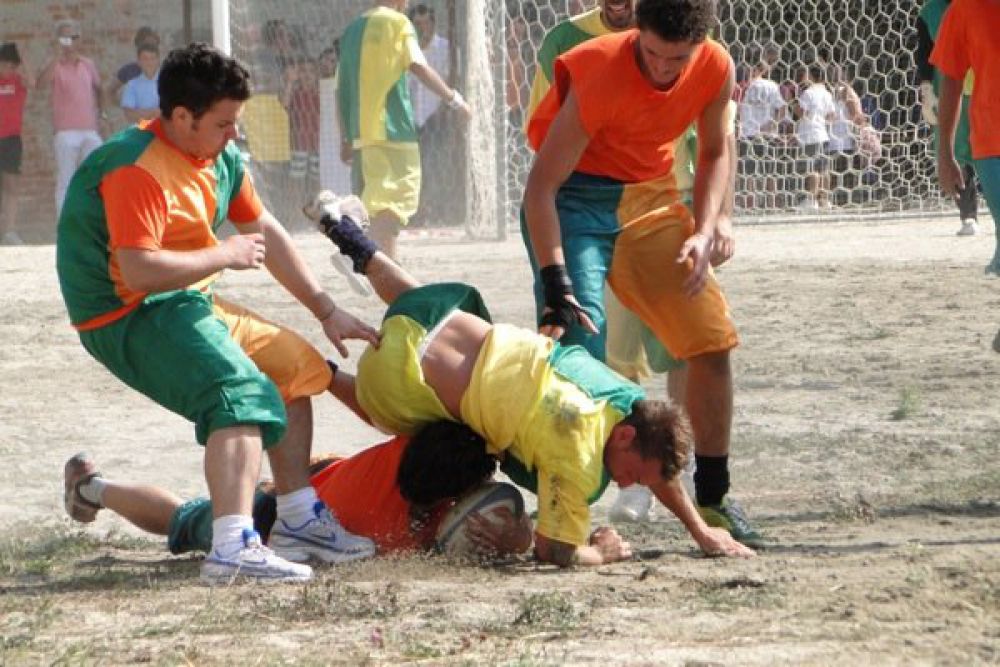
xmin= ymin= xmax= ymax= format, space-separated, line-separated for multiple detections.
xmin=1 ymin=217 xmax=998 ymax=665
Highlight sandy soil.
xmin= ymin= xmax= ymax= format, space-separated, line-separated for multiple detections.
xmin=1 ymin=217 xmax=998 ymax=665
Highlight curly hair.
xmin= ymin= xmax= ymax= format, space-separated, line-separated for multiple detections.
xmin=636 ymin=0 xmax=717 ymax=43
xmin=158 ymin=43 xmax=251 ymax=119
xmin=397 ymin=421 xmax=497 ymax=507
xmin=622 ymin=399 xmax=692 ymax=481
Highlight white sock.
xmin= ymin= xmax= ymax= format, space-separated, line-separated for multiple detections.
xmin=211 ymin=514 xmax=255 ymax=556
xmin=78 ymin=477 xmax=107 ymax=507
xmin=276 ymin=486 xmax=320 ymax=526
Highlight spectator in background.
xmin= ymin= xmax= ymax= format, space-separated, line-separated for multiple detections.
xmin=408 ymin=3 xmax=453 ymax=226
xmin=37 ymin=19 xmax=106 ymax=215
xmin=917 ymin=0 xmax=979 ymax=237
xmin=317 ymin=44 xmax=352 ymax=199
xmin=737 ymin=61 xmax=786 ymax=209
xmin=408 ymin=4 xmax=451 ymax=132
xmin=0 ymin=42 xmax=33 ymax=245
xmin=827 ymin=62 xmax=868 ymax=206
xmin=791 ymin=62 xmax=836 ymax=211
xmin=280 ymin=56 xmax=321 ymax=206
xmin=121 ymin=44 xmax=161 ymax=123
xmin=108 ymin=27 xmax=160 ymax=103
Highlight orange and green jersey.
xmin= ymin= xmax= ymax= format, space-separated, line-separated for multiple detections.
xmin=56 ymin=119 xmax=263 ymax=331
xmin=337 ymin=6 xmax=422 ymax=149
xmin=528 ymin=30 xmax=732 ymax=184
xmin=526 ymin=7 xmax=610 ymax=121
xmin=930 ymin=0 xmax=1000 ymax=159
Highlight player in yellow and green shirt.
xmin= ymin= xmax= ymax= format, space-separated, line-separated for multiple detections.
xmin=336 ymin=1 xmax=470 ymax=261
xmin=304 ymin=191 xmax=754 ymax=566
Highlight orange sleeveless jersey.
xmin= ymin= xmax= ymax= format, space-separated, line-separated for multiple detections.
xmin=527 ymin=30 xmax=732 ymax=183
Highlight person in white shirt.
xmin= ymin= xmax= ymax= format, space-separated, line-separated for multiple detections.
xmin=407 ymin=3 xmax=453 ymax=227
xmin=737 ymin=61 xmax=786 ymax=208
xmin=827 ymin=62 xmax=869 ymax=206
xmin=791 ymin=62 xmax=837 ymax=210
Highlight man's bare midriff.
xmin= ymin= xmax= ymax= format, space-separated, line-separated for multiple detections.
xmin=420 ymin=311 xmax=491 ymax=418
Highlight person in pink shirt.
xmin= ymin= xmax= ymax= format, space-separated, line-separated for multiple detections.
xmin=0 ymin=42 xmax=32 ymax=245
xmin=36 ymin=19 xmax=106 ymax=215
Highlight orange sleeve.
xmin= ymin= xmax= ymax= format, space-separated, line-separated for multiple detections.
xmin=99 ymin=166 xmax=168 ymax=251
xmin=227 ymin=172 xmax=265 ymax=225
xmin=930 ymin=3 xmax=969 ymax=81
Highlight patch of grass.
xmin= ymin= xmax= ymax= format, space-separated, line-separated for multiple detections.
xmin=0 ymin=522 xmax=156 ymax=578
xmin=890 ymin=386 xmax=921 ymax=421
xmin=512 ymin=592 xmax=582 ymax=630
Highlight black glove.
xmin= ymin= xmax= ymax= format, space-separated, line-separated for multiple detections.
xmin=539 ymin=264 xmax=590 ymax=330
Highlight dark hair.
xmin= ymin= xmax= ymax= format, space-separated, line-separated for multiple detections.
xmin=622 ymin=400 xmax=692 ymax=480
xmin=137 ymin=44 xmax=159 ymax=58
xmin=808 ymin=61 xmax=827 ymax=84
xmin=134 ymin=26 xmax=160 ymax=49
xmin=409 ymin=3 xmax=435 ymax=21
xmin=158 ymin=43 xmax=251 ymax=119
xmin=0 ymin=43 xmax=20 ymax=66
xmin=636 ymin=0 xmax=716 ymax=43
xmin=397 ymin=421 xmax=497 ymax=507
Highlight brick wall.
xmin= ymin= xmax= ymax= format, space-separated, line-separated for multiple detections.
xmin=1 ymin=1 xmax=211 ymax=242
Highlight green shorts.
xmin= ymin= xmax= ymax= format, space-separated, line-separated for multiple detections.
xmin=79 ymin=290 xmax=287 ymax=448
xmin=167 ymin=488 xmax=277 ymax=554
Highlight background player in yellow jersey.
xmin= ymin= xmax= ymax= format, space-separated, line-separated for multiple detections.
xmin=336 ymin=0 xmax=471 ymax=263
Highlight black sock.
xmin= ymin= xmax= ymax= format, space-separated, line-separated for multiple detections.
xmin=694 ymin=455 xmax=729 ymax=507
xmin=319 ymin=214 xmax=378 ymax=273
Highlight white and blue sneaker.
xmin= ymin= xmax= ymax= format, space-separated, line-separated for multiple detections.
xmin=201 ymin=529 xmax=313 ymax=585
xmin=269 ymin=501 xmax=377 ymax=564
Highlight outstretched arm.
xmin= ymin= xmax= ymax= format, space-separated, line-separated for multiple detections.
xmin=534 ymin=529 xmax=632 ymax=567
xmin=522 ymin=89 xmax=598 ymax=340
xmin=239 ymin=209 xmax=380 ymax=356
xmin=936 ymin=74 xmax=965 ymax=196
xmin=680 ymin=63 xmax=735 ymax=297
xmin=649 ymin=477 xmax=754 ymax=557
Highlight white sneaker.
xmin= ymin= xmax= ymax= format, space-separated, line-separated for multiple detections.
xmin=201 ymin=529 xmax=313 ymax=585
xmin=331 ymin=252 xmax=374 ymax=297
xmin=956 ymin=219 xmax=979 ymax=236
xmin=609 ymin=485 xmax=654 ymax=523
xmin=269 ymin=501 xmax=377 ymax=564
xmin=796 ymin=198 xmax=819 ymax=212
xmin=1 ymin=231 xmax=24 ymax=246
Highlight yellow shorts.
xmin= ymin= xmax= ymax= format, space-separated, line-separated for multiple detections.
xmin=354 ymin=143 xmax=421 ymax=225
xmin=608 ymin=202 xmax=738 ymax=361
xmin=213 ymin=295 xmax=332 ymax=403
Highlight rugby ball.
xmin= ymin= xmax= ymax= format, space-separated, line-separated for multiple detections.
xmin=435 ymin=482 xmax=525 ymax=557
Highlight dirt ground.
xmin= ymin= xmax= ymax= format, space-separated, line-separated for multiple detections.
xmin=1 ymin=217 xmax=998 ymax=665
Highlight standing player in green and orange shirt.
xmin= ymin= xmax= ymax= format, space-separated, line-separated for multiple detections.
xmin=56 ymin=44 xmax=381 ymax=584
xmin=521 ymin=0 xmax=761 ymax=545
xmin=931 ymin=0 xmax=1000 ymax=350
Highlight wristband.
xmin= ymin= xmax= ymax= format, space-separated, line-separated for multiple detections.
xmin=317 ymin=302 xmax=337 ymax=323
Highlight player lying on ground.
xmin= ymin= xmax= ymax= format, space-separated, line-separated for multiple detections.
xmin=304 ymin=193 xmax=755 ymax=567
xmin=63 ymin=421 xmax=534 ymax=571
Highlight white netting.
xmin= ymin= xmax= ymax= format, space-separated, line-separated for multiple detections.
xmin=226 ymin=0 xmax=504 ymax=238
xmin=499 ymin=0 xmax=958 ymax=223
